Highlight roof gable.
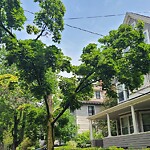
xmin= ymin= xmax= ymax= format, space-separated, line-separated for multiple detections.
xmin=123 ymin=12 xmax=150 ymax=24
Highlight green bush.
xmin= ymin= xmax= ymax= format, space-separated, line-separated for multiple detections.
xmin=66 ymin=141 xmax=77 ymax=148
xmin=55 ymin=147 xmax=100 ymax=150
xmin=108 ymin=146 xmax=124 ymax=150
xmin=75 ymin=131 xmax=91 ymax=148
xmin=17 ymin=138 xmax=32 ymax=150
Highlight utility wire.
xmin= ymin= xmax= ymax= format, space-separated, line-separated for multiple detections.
xmin=24 ymin=9 xmax=35 ymax=14
xmin=65 ymin=24 xmax=104 ymax=36
xmin=24 ymin=9 xmax=150 ymax=20
xmin=64 ymin=13 xmax=125 ymax=20
xmin=64 ymin=11 xmax=150 ymax=20
xmin=23 ymin=9 xmax=150 ymax=36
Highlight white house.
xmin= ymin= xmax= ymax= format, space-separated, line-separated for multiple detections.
xmin=73 ymin=81 xmax=105 ymax=133
xmin=88 ymin=12 xmax=150 ymax=149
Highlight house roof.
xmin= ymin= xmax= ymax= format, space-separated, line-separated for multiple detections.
xmin=87 ymin=91 xmax=150 ymax=120
xmin=123 ymin=12 xmax=150 ymax=24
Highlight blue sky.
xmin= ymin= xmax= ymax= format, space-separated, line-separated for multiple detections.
xmin=20 ymin=0 xmax=150 ymax=65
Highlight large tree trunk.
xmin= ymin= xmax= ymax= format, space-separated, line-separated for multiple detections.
xmin=45 ymin=94 xmax=54 ymax=150
xmin=47 ymin=118 xmax=54 ymax=150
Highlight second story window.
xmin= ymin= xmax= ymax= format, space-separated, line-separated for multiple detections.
xmin=117 ymin=84 xmax=129 ymax=103
xmin=143 ymin=29 xmax=150 ymax=44
xmin=88 ymin=106 xmax=95 ymax=116
xmin=95 ymin=91 xmax=101 ymax=99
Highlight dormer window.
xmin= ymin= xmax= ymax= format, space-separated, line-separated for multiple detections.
xmin=124 ymin=46 xmax=130 ymax=53
xmin=143 ymin=29 xmax=150 ymax=44
xmin=95 ymin=91 xmax=101 ymax=99
xmin=131 ymin=21 xmax=136 ymax=28
xmin=117 ymin=84 xmax=129 ymax=103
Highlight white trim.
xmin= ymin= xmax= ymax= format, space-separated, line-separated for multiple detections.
xmin=143 ymin=29 xmax=150 ymax=44
xmin=120 ymin=114 xmax=133 ymax=135
xmin=87 ymin=105 xmax=96 ymax=116
xmin=89 ymin=120 xmax=93 ymax=140
xmin=139 ymin=110 xmax=150 ymax=132
xmin=107 ymin=113 xmax=111 ymax=137
xmin=116 ymin=120 xmax=119 ymax=136
xmin=131 ymin=21 xmax=136 ymax=28
xmin=94 ymin=90 xmax=101 ymax=99
xmin=87 ymin=93 xmax=150 ymax=120
xmin=131 ymin=105 xmax=138 ymax=133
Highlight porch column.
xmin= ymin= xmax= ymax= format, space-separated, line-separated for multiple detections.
xmin=89 ymin=120 xmax=93 ymax=140
xmin=116 ymin=120 xmax=119 ymax=136
xmin=131 ymin=105 xmax=138 ymax=134
xmin=106 ymin=113 xmax=111 ymax=137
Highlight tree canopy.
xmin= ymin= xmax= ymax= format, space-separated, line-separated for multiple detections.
xmin=0 ymin=0 xmax=150 ymax=149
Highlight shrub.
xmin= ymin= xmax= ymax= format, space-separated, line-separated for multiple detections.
xmin=66 ymin=141 xmax=77 ymax=148
xmin=17 ymin=137 xmax=32 ymax=150
xmin=108 ymin=146 xmax=124 ymax=150
xmin=75 ymin=131 xmax=91 ymax=148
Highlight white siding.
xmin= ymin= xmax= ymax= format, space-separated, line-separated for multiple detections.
xmin=75 ymin=104 xmax=103 ymax=133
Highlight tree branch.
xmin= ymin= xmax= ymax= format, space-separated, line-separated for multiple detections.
xmin=35 ymin=25 xmax=47 ymax=41
xmin=52 ymin=101 xmax=70 ymax=125
xmin=77 ymin=77 xmax=101 ymax=94
xmin=44 ymin=95 xmax=50 ymax=118
xmin=75 ymin=71 xmax=94 ymax=93
xmin=0 ymin=22 xmax=16 ymax=39
xmin=53 ymin=71 xmax=95 ymax=124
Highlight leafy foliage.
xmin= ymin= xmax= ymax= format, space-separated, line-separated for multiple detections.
xmin=54 ymin=110 xmax=77 ymax=143
xmin=77 ymin=21 xmax=150 ymax=98
xmin=0 ymin=0 xmax=26 ymax=31
xmin=34 ymin=0 xmax=66 ymax=42
xmin=75 ymin=131 xmax=91 ymax=148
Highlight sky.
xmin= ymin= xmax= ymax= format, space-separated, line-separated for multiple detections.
xmin=20 ymin=0 xmax=150 ymax=66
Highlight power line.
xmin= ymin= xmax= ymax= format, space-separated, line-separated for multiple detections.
xmin=24 ymin=9 xmax=150 ymax=20
xmin=23 ymin=9 xmax=150 ymax=36
xmin=65 ymin=24 xmax=104 ymax=36
xmin=64 ymin=11 xmax=150 ymax=20
xmin=64 ymin=13 xmax=125 ymax=20
xmin=24 ymin=9 xmax=35 ymax=15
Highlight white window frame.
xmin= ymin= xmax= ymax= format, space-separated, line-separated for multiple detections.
xmin=116 ymin=83 xmax=129 ymax=103
xmin=139 ymin=111 xmax=150 ymax=132
xmin=87 ymin=105 xmax=96 ymax=116
xmin=131 ymin=21 xmax=136 ymax=28
xmin=124 ymin=46 xmax=130 ymax=53
xmin=143 ymin=29 xmax=150 ymax=44
xmin=94 ymin=91 xmax=101 ymax=99
xmin=120 ymin=114 xmax=133 ymax=135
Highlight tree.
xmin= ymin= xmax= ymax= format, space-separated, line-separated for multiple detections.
xmin=54 ymin=110 xmax=77 ymax=144
xmin=1 ymin=1 xmax=150 ymax=150
xmin=77 ymin=21 xmax=150 ymax=98
xmin=0 ymin=0 xmax=68 ymax=149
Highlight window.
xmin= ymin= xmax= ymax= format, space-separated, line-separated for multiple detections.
xmin=145 ymin=73 xmax=150 ymax=83
xmin=141 ymin=113 xmax=150 ymax=132
xmin=95 ymin=91 xmax=101 ymax=99
xmin=131 ymin=21 xmax=136 ymax=28
xmin=143 ymin=30 xmax=150 ymax=44
xmin=117 ymin=84 xmax=129 ymax=103
xmin=120 ymin=115 xmax=133 ymax=135
xmin=124 ymin=46 xmax=130 ymax=53
xmin=88 ymin=106 xmax=95 ymax=116
xmin=121 ymin=117 xmax=128 ymax=134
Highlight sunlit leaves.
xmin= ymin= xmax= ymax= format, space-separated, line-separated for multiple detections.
xmin=34 ymin=0 xmax=66 ymax=43
xmin=0 ymin=0 xmax=26 ymax=31
xmin=79 ymin=21 xmax=150 ymax=98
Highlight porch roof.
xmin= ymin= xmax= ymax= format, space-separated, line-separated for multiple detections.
xmin=87 ymin=92 xmax=150 ymax=120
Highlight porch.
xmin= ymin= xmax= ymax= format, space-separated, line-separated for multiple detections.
xmin=88 ymin=92 xmax=150 ymax=149
xmin=103 ymin=131 xmax=150 ymax=149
